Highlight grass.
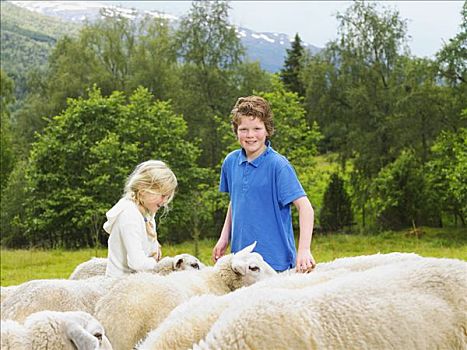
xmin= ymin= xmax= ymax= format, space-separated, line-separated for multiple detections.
xmin=1 ymin=227 xmax=465 ymax=286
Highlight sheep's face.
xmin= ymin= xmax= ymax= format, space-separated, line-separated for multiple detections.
xmin=27 ymin=311 xmax=113 ymax=350
xmin=230 ymin=251 xmax=277 ymax=288
xmin=173 ymin=254 xmax=205 ymax=271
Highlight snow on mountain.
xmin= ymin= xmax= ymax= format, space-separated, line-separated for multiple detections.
xmin=9 ymin=0 xmax=321 ymax=72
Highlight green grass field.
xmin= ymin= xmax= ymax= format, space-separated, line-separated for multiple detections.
xmin=1 ymin=227 xmax=465 ymax=286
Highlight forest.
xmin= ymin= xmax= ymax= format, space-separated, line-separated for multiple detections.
xmin=1 ymin=0 xmax=466 ymax=248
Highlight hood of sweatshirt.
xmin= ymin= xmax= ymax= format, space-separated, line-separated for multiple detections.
xmin=103 ymin=197 xmax=136 ymax=234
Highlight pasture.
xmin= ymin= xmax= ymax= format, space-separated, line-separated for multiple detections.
xmin=1 ymin=227 xmax=466 ymax=286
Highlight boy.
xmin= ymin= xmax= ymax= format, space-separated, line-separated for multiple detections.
xmin=212 ymin=96 xmax=315 ymax=272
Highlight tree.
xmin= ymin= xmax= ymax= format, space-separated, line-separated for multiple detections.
xmin=394 ymin=57 xmax=452 ymax=163
xmin=11 ymin=87 xmax=202 ymax=248
xmin=127 ymin=15 xmax=180 ymax=102
xmin=0 ymin=69 xmax=15 ymax=193
xmin=280 ymin=33 xmax=305 ymax=96
xmin=370 ymin=150 xmax=439 ymax=229
xmin=427 ymin=120 xmax=466 ymax=226
xmin=436 ymin=2 xmax=466 ymax=86
xmin=175 ymin=0 xmax=245 ymax=167
xmin=302 ymin=1 xmax=412 ymax=229
xmin=14 ymin=11 xmax=179 ymax=157
xmin=435 ymin=2 xmax=467 ymax=136
xmin=319 ymin=173 xmax=353 ymax=232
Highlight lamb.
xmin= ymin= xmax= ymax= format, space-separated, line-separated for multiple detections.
xmin=1 ymin=310 xmax=112 ymax=350
xmin=192 ymin=257 xmax=467 ymax=350
xmin=137 ymin=252 xmax=424 ymax=349
xmin=69 ymin=253 xmax=205 ymax=279
xmin=94 ymin=242 xmax=277 ymax=350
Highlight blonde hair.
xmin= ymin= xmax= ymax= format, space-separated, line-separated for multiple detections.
xmin=124 ymin=160 xmax=178 ymax=216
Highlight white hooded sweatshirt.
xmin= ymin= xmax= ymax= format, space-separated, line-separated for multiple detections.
xmin=103 ymin=197 xmax=158 ymax=277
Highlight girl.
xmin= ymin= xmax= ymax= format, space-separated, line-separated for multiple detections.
xmin=104 ymin=160 xmax=177 ymax=277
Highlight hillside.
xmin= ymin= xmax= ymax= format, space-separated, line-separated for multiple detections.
xmin=1 ymin=2 xmax=80 ymax=99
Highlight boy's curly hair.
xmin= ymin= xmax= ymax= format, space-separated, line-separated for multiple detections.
xmin=230 ymin=96 xmax=275 ymax=139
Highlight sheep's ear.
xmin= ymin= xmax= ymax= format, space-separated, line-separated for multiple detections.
xmin=66 ymin=323 xmax=99 ymax=350
xmin=175 ymin=258 xmax=184 ymax=270
xmin=235 ymin=241 xmax=257 ymax=257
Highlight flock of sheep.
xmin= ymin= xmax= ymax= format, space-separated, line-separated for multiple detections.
xmin=1 ymin=242 xmax=466 ymax=350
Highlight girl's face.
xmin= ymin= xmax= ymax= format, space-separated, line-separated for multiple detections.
xmin=237 ymin=116 xmax=268 ymax=160
xmin=140 ymin=189 xmax=169 ymax=214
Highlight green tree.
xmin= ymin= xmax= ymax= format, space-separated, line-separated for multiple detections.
xmin=319 ymin=173 xmax=353 ymax=232
xmin=10 ymin=87 xmax=202 ymax=248
xmin=435 ymin=2 xmax=467 ymax=137
xmin=175 ymin=0 xmax=245 ymax=167
xmin=302 ymin=1 xmax=412 ymax=229
xmin=14 ymin=12 xmax=179 ymax=156
xmin=0 ymin=69 xmax=15 ymax=193
xmin=280 ymin=33 xmax=305 ymax=96
xmin=127 ymin=15 xmax=180 ymax=102
xmin=394 ymin=57 xmax=452 ymax=163
xmin=427 ymin=121 xmax=466 ymax=226
xmin=436 ymin=2 xmax=466 ymax=87
xmin=370 ymin=150 xmax=439 ymax=229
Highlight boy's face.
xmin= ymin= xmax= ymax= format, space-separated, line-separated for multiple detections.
xmin=237 ymin=116 xmax=268 ymax=159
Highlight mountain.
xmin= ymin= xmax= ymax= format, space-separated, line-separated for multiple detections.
xmin=6 ymin=0 xmax=321 ymax=73
xmin=1 ymin=2 xmax=81 ymax=99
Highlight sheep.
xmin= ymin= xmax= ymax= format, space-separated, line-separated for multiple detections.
xmin=1 ymin=276 xmax=117 ymax=322
xmin=69 ymin=258 xmax=107 ymax=280
xmin=2 ymin=253 xmax=205 ymax=322
xmin=94 ymin=242 xmax=277 ymax=350
xmin=1 ymin=310 xmax=113 ymax=350
xmin=69 ymin=253 xmax=205 ymax=279
xmin=0 ymin=285 xmax=18 ymax=304
xmin=315 ymin=251 xmax=423 ymax=273
xmin=192 ymin=257 xmax=467 ymax=350
xmin=137 ymin=252 xmax=424 ymax=350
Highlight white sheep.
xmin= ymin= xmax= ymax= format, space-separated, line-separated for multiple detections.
xmin=1 ymin=310 xmax=113 ymax=350
xmin=193 ymin=257 xmax=467 ymax=350
xmin=316 ymin=251 xmax=423 ymax=273
xmin=1 ymin=276 xmax=117 ymax=322
xmin=0 ymin=285 xmax=18 ymax=304
xmin=94 ymin=242 xmax=277 ymax=350
xmin=2 ymin=254 xmax=205 ymax=322
xmin=137 ymin=252 xmax=424 ymax=350
xmin=69 ymin=258 xmax=107 ymax=280
xmin=69 ymin=254 xmax=205 ymax=279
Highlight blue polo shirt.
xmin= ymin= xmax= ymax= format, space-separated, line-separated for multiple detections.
xmin=219 ymin=141 xmax=306 ymax=271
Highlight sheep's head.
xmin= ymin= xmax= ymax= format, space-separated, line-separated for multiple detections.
xmin=26 ymin=310 xmax=113 ymax=350
xmin=173 ymin=254 xmax=205 ymax=271
xmin=217 ymin=242 xmax=277 ymax=291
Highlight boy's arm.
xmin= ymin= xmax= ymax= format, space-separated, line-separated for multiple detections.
xmin=293 ymin=196 xmax=316 ymax=272
xmin=212 ymin=201 xmax=232 ymax=262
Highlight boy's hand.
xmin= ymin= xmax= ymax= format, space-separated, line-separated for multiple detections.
xmin=296 ymin=250 xmax=316 ymax=273
xmin=212 ymin=237 xmax=229 ymax=263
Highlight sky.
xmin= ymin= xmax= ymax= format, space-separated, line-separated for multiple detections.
xmin=110 ymin=1 xmax=464 ymax=58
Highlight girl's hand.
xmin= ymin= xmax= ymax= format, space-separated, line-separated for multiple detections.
xmin=151 ymin=241 xmax=162 ymax=262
